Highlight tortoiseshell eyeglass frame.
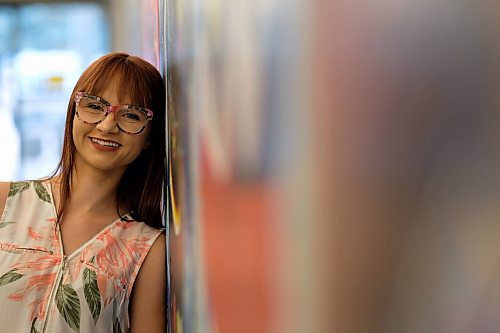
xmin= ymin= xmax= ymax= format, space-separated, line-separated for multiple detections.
xmin=74 ymin=91 xmax=154 ymax=135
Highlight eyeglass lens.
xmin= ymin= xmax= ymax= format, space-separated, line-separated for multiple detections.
xmin=77 ymin=96 xmax=148 ymax=134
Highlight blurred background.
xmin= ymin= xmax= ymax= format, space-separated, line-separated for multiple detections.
xmin=0 ymin=0 xmax=159 ymax=180
xmin=2 ymin=0 xmax=500 ymax=333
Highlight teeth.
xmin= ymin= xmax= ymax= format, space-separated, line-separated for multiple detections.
xmin=91 ymin=138 xmax=119 ymax=148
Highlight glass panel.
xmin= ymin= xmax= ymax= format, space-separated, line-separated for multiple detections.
xmin=0 ymin=3 xmax=110 ymax=181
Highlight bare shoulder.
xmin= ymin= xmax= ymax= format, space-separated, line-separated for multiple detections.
xmin=147 ymin=232 xmax=166 ymax=264
xmin=129 ymin=232 xmax=166 ymax=333
xmin=134 ymin=232 xmax=166 ymax=292
xmin=0 ymin=182 xmax=10 ymax=219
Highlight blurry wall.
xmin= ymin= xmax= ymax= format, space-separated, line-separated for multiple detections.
xmin=107 ymin=0 xmax=161 ymax=67
xmin=164 ymin=0 xmax=308 ymax=331
xmin=311 ymin=1 xmax=499 ymax=332
xmin=165 ymin=0 xmax=500 ymax=332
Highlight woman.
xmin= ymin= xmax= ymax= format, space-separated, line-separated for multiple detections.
xmin=0 ymin=53 xmax=166 ymax=333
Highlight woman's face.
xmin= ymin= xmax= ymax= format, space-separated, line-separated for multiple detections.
xmin=72 ymin=76 xmax=152 ymax=175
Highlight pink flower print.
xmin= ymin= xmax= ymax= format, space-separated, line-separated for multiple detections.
xmin=26 ymin=273 xmax=56 ymax=320
xmin=25 ymin=217 xmax=59 ymax=253
xmin=46 ymin=218 xmax=60 ymax=251
xmin=13 ymin=255 xmax=61 ymax=274
xmin=97 ymin=234 xmax=127 ymax=276
xmin=0 ymin=216 xmax=63 ymax=325
xmin=96 ymin=234 xmax=150 ymax=279
xmin=8 ymin=293 xmax=24 ymax=301
xmin=28 ymin=227 xmax=43 ymax=240
xmin=94 ymin=234 xmax=129 ymax=305
xmin=114 ymin=221 xmax=136 ymax=230
xmin=92 ymin=225 xmax=154 ymax=305
xmin=26 ymin=272 xmax=58 ymax=293
xmin=120 ymin=238 xmax=151 ymax=269
xmin=7 ymin=272 xmax=57 ymax=321
xmin=97 ymin=271 xmax=117 ymax=307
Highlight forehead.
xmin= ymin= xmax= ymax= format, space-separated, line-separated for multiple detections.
xmin=81 ymin=68 xmax=151 ymax=107
xmin=93 ymin=76 xmax=131 ymax=105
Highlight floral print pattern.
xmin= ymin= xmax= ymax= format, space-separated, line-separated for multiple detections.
xmin=0 ymin=181 xmax=162 ymax=332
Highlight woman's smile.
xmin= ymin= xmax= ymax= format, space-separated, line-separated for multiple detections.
xmin=89 ymin=136 xmax=122 ymax=151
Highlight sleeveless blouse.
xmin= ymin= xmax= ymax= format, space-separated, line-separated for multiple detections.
xmin=0 ymin=180 xmax=162 ymax=333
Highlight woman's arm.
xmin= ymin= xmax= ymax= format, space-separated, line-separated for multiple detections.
xmin=129 ymin=233 xmax=167 ymax=333
xmin=0 ymin=182 xmax=10 ymax=218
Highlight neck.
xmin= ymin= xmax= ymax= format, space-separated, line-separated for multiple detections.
xmin=56 ymin=163 xmax=126 ymax=217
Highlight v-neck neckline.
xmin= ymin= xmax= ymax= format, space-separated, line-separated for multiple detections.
xmin=45 ymin=180 xmax=129 ymax=260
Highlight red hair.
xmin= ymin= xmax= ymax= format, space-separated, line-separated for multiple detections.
xmin=51 ymin=52 xmax=166 ymax=228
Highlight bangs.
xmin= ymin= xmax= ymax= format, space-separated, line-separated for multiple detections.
xmin=76 ymin=55 xmax=155 ymax=109
xmin=56 ymin=52 xmax=166 ymax=228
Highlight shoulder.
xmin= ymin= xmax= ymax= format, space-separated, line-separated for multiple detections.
xmin=133 ymin=231 xmax=165 ymax=290
xmin=116 ymin=217 xmax=164 ymax=242
xmin=113 ymin=220 xmax=164 ymax=276
xmin=142 ymin=232 xmax=165 ymax=270
xmin=0 ymin=182 xmax=10 ymax=218
xmin=149 ymin=232 xmax=166 ymax=260
xmin=137 ymin=231 xmax=165 ymax=289
xmin=129 ymin=232 xmax=166 ymax=332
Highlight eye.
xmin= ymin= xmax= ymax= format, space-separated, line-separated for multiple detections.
xmin=88 ymin=103 xmax=105 ymax=111
xmin=118 ymin=108 xmax=146 ymax=123
xmin=80 ymin=97 xmax=106 ymax=113
xmin=123 ymin=112 xmax=141 ymax=121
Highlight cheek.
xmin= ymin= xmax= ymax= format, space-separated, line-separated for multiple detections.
xmin=72 ymin=119 xmax=81 ymax=144
xmin=132 ymin=136 xmax=150 ymax=156
xmin=72 ymin=118 xmax=93 ymax=149
xmin=123 ymin=134 xmax=151 ymax=162
xmin=139 ymin=127 xmax=153 ymax=150
xmin=72 ymin=120 xmax=85 ymax=140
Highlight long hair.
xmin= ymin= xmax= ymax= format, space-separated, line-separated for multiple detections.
xmin=51 ymin=52 xmax=166 ymax=229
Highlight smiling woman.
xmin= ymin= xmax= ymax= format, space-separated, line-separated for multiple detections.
xmin=0 ymin=52 xmax=166 ymax=333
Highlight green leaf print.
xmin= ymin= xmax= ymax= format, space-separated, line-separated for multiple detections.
xmin=56 ymin=283 xmax=81 ymax=333
xmin=0 ymin=269 xmax=24 ymax=287
xmin=33 ymin=181 xmax=51 ymax=204
xmin=0 ymin=221 xmax=15 ymax=229
xmin=8 ymin=181 xmax=30 ymax=198
xmin=83 ymin=267 xmax=101 ymax=325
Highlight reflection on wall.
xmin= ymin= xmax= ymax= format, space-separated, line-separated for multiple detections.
xmin=164 ymin=0 xmax=197 ymax=331
xmin=164 ymin=0 xmax=306 ymax=331
xmin=164 ymin=0 xmax=500 ymax=332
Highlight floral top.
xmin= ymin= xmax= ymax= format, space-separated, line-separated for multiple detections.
xmin=0 ymin=181 xmax=162 ymax=333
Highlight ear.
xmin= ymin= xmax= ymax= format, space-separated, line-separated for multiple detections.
xmin=143 ymin=140 xmax=151 ymax=150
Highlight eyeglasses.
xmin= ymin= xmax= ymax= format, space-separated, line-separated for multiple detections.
xmin=74 ymin=92 xmax=153 ymax=135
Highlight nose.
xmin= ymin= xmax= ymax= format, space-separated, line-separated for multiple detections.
xmin=95 ymin=110 xmax=119 ymax=134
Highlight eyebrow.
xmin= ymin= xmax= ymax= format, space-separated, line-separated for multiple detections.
xmin=82 ymin=92 xmax=146 ymax=110
xmin=83 ymin=93 xmax=111 ymax=106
